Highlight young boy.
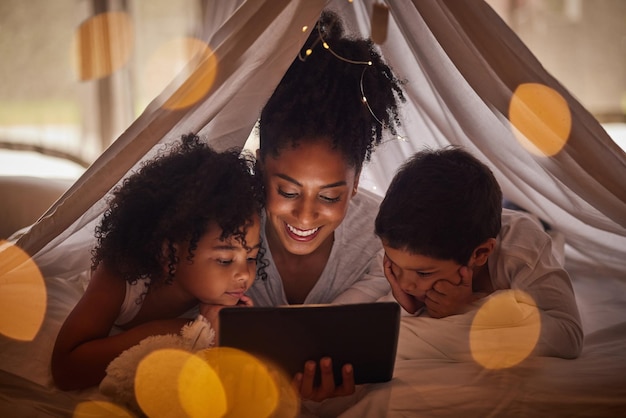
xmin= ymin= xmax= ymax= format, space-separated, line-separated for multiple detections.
xmin=375 ymin=147 xmax=583 ymax=359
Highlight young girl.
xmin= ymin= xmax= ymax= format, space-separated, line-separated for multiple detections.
xmin=51 ymin=134 xmax=264 ymax=390
xmin=247 ymin=10 xmax=405 ymax=400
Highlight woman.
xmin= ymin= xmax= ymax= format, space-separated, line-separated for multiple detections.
xmin=249 ymin=10 xmax=405 ymax=308
xmin=247 ymin=11 xmax=405 ymax=401
xmin=248 ymin=10 xmax=405 ymax=401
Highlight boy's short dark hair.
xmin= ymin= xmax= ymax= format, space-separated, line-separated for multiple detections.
xmin=375 ymin=147 xmax=502 ymax=265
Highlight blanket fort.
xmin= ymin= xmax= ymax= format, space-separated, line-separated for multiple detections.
xmin=2 ymin=1 xmax=626 ymax=417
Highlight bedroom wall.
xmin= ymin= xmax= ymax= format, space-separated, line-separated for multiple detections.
xmin=487 ymin=0 xmax=626 ymax=123
xmin=1 ymin=0 xmax=624 ymax=181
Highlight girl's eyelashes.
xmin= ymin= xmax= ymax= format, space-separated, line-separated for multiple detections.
xmin=217 ymin=259 xmax=233 ymax=265
xmin=416 ymin=271 xmax=434 ymax=278
xmin=247 ymin=250 xmax=260 ymax=264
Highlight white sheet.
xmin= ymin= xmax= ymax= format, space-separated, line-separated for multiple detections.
xmin=307 ymin=274 xmax=626 ymax=418
xmin=1 ymin=269 xmax=625 ymax=417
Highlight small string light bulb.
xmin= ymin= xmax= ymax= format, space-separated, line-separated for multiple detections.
xmin=297 ymin=14 xmax=406 ymax=145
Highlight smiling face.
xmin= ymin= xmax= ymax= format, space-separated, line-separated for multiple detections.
xmin=382 ymin=244 xmax=463 ymax=302
xmin=174 ymin=217 xmax=261 ymax=305
xmin=260 ymin=137 xmax=359 ymax=256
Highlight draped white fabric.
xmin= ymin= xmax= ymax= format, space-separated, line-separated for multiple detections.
xmin=16 ymin=0 xmax=626 ymax=281
xmin=4 ymin=2 xmax=626 ymax=416
xmin=17 ymin=0 xmax=327 ymax=276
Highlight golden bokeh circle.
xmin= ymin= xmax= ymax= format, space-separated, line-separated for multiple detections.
xmin=72 ymin=12 xmax=134 ymax=81
xmin=198 ymin=346 xmax=299 ymax=418
xmin=135 ymin=348 xmax=226 ymax=418
xmin=469 ymin=290 xmax=541 ymax=369
xmin=509 ymin=83 xmax=571 ymax=157
xmin=73 ymin=400 xmax=134 ymax=417
xmin=0 ymin=241 xmax=47 ymax=341
xmin=147 ymin=38 xmax=218 ymax=111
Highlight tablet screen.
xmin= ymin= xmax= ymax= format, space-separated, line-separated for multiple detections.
xmin=218 ymin=302 xmax=400 ymax=386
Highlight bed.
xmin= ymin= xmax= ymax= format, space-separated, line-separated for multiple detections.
xmin=311 ymin=272 xmax=626 ymax=418
xmin=1 ymin=260 xmax=625 ymax=417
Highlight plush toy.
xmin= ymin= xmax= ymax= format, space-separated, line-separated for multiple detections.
xmin=99 ymin=315 xmax=215 ymax=414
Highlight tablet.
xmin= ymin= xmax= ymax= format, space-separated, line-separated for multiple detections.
xmin=218 ymin=302 xmax=400 ymax=386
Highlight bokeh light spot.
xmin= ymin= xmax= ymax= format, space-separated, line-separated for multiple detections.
xmin=199 ymin=347 xmax=299 ymax=418
xmin=142 ymin=38 xmax=217 ymax=111
xmin=469 ymin=290 xmax=541 ymax=369
xmin=179 ymin=351 xmax=227 ymax=418
xmin=135 ymin=348 xmax=226 ymax=418
xmin=509 ymin=83 xmax=571 ymax=157
xmin=0 ymin=241 xmax=46 ymax=341
xmin=74 ymin=400 xmax=134 ymax=417
xmin=72 ymin=12 xmax=134 ymax=81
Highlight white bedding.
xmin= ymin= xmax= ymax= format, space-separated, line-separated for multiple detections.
xmin=1 ymin=269 xmax=626 ymax=418
xmin=296 ymin=273 xmax=626 ymax=418
xmin=312 ymin=322 xmax=626 ymax=418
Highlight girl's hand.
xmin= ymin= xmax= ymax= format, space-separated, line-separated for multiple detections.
xmin=425 ymin=266 xmax=474 ymax=318
xmin=292 ymin=357 xmax=355 ymax=402
xmin=383 ymin=254 xmax=423 ymax=314
xmin=237 ymin=294 xmax=254 ymax=307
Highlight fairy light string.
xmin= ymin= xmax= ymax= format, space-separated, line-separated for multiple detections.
xmin=298 ymin=18 xmax=406 ymax=143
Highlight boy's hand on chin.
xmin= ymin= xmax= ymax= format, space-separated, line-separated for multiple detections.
xmin=425 ymin=266 xmax=474 ymax=318
xmin=383 ymin=254 xmax=422 ymax=314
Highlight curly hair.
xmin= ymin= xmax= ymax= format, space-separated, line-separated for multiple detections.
xmin=91 ymin=134 xmax=265 ymax=287
xmin=258 ymin=10 xmax=405 ymax=172
xmin=375 ymin=147 xmax=503 ymax=265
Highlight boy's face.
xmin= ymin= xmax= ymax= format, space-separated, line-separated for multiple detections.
xmin=382 ymin=243 xmax=464 ymax=302
xmin=174 ymin=217 xmax=261 ymax=306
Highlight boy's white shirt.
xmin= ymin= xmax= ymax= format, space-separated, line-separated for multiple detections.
xmin=387 ymin=209 xmax=583 ymax=360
